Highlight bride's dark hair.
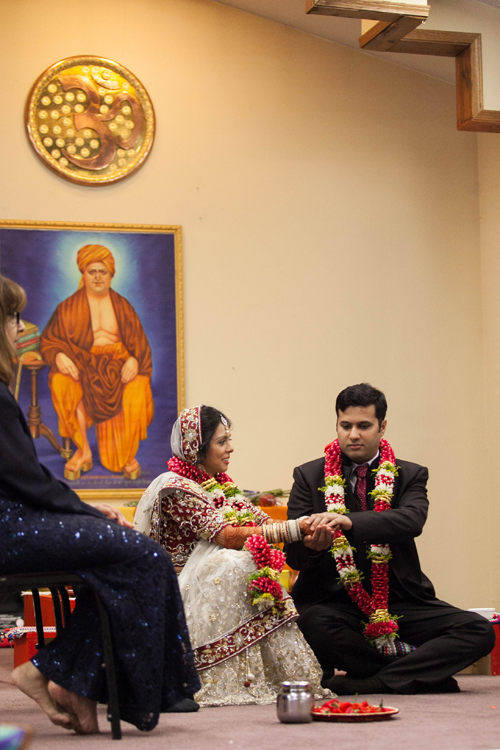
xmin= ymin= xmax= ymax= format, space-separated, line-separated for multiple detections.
xmin=198 ymin=406 xmax=231 ymax=460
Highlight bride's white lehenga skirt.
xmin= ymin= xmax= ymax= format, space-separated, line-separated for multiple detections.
xmin=178 ymin=540 xmax=330 ymax=707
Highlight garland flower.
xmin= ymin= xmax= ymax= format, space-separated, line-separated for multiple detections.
xmin=168 ymin=456 xmax=250 ymax=512
xmin=244 ymin=535 xmax=286 ymax=609
xmin=322 ymin=438 xmax=400 ymax=654
xmin=223 ymin=509 xmax=259 ymax=526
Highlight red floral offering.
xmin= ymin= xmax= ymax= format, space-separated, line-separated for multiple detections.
xmin=311 ymin=698 xmax=399 ymax=722
xmin=312 ymin=699 xmax=390 ymax=715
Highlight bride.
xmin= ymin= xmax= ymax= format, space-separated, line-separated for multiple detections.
xmin=134 ymin=405 xmax=331 ymax=707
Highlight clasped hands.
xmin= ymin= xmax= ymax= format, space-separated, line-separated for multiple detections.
xmin=299 ymin=512 xmax=352 ymax=551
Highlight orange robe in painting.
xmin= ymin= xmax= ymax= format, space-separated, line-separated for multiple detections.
xmin=41 ymin=287 xmax=154 ymax=472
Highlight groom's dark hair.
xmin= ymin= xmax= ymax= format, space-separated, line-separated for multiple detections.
xmin=335 ymin=383 xmax=387 ymax=428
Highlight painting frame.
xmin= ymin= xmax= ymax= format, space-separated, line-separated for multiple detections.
xmin=0 ymin=220 xmax=184 ymax=502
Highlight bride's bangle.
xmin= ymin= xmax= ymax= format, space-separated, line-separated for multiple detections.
xmin=262 ymin=519 xmax=303 ymax=544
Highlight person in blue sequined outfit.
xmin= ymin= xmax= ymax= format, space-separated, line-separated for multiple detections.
xmin=0 ymin=274 xmax=200 ymax=734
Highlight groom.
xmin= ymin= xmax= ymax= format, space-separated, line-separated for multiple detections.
xmin=285 ymin=383 xmax=494 ymax=695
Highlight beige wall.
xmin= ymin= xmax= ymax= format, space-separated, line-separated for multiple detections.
xmin=478 ymin=134 xmax=500 ymax=610
xmin=0 ymin=0 xmax=492 ymax=607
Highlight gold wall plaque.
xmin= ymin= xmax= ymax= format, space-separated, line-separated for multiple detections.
xmin=25 ymin=56 xmax=155 ymax=186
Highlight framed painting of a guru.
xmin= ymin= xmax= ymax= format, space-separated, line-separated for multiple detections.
xmin=0 ymin=221 xmax=184 ymax=501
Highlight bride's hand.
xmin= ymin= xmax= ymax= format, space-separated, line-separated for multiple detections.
xmin=213 ymin=524 xmax=263 ymax=550
xmin=299 ymin=517 xmax=312 ymax=534
xmin=299 ymin=514 xmax=333 ymax=534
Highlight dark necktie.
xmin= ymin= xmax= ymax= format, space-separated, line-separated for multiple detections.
xmin=354 ymin=464 xmax=369 ymax=511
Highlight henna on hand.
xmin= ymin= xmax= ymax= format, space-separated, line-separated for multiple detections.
xmin=213 ymin=525 xmax=263 ymax=550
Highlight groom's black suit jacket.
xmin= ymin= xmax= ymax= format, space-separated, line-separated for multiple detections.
xmin=285 ymin=455 xmax=436 ymax=613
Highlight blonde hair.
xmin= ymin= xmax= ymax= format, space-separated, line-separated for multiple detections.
xmin=0 ymin=274 xmax=27 ymax=385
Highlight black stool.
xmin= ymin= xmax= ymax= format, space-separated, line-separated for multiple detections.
xmin=0 ymin=571 xmax=121 ymax=739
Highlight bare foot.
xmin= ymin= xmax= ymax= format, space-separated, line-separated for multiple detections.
xmin=65 ymin=448 xmax=92 ymax=474
xmin=124 ymin=457 xmax=139 ymax=473
xmin=12 ymin=662 xmax=74 ymax=730
xmin=124 ymin=457 xmax=141 ymax=480
xmin=48 ymin=681 xmax=100 ymax=735
xmin=334 ymin=669 xmax=347 ymax=677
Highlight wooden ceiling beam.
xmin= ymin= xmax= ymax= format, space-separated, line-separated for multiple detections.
xmin=361 ymin=29 xmax=480 ymax=55
xmin=370 ymin=29 xmax=500 ymax=131
xmin=358 ymin=17 xmax=428 ymax=51
xmin=305 ymin=0 xmax=500 ymax=133
xmin=305 ymin=0 xmax=429 ymax=22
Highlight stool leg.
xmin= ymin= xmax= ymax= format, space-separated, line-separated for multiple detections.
xmin=49 ymin=587 xmax=64 ymax=635
xmin=31 ymin=589 xmax=45 ymax=649
xmin=57 ymin=586 xmax=72 ymax=626
xmin=94 ymin=595 xmax=121 ymax=740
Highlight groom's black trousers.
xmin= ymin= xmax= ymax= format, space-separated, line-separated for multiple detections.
xmin=297 ymin=597 xmax=495 ymax=693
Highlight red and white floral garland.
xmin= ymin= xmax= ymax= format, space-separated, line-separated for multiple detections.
xmin=322 ymin=438 xmax=400 ymax=653
xmin=168 ymin=456 xmax=247 ymax=511
xmin=167 ymin=455 xmax=232 ymax=489
xmin=244 ymin=535 xmax=286 ymax=608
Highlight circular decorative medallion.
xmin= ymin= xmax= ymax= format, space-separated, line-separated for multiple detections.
xmin=25 ymin=56 xmax=155 ymax=186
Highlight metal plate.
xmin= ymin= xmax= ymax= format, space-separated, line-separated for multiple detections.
xmin=25 ymin=56 xmax=155 ymax=186
xmin=311 ymin=706 xmax=400 ymax=722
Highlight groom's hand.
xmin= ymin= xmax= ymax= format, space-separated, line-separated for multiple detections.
xmin=319 ymin=512 xmax=353 ymax=532
xmin=305 ymin=511 xmax=353 ymax=533
xmin=302 ymin=524 xmax=335 ymax=550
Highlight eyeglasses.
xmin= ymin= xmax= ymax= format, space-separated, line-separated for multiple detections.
xmin=7 ymin=312 xmax=21 ymax=326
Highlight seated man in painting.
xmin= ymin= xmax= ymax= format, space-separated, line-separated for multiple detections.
xmin=41 ymin=244 xmax=154 ymax=481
